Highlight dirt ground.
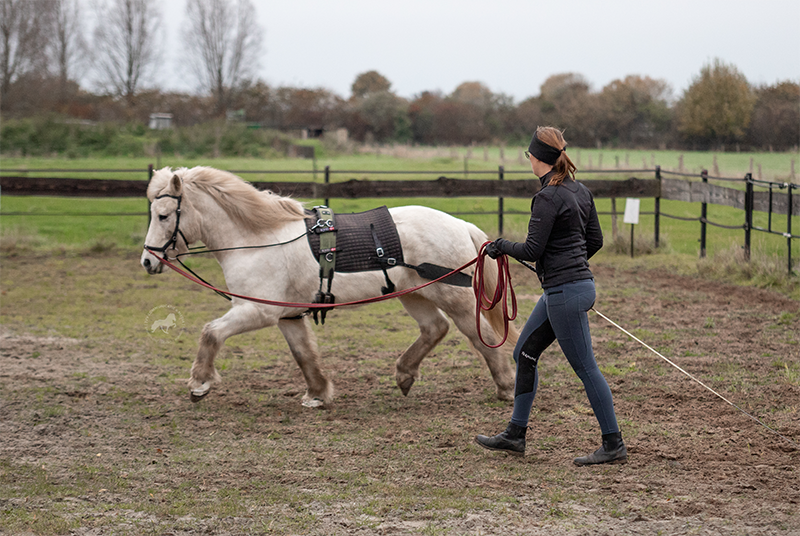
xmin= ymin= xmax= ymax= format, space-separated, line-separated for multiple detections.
xmin=1 ymin=256 xmax=799 ymax=535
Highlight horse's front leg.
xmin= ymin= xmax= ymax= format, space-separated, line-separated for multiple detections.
xmin=278 ymin=317 xmax=334 ymax=408
xmin=395 ymin=294 xmax=450 ymax=396
xmin=189 ymin=303 xmax=272 ymax=402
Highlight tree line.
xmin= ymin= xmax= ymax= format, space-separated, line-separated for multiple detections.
xmin=1 ymin=0 xmax=798 ymax=152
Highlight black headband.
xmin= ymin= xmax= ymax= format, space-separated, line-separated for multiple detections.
xmin=528 ymin=133 xmax=564 ymax=165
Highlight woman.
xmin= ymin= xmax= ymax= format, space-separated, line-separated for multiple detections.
xmin=476 ymin=126 xmax=627 ymax=466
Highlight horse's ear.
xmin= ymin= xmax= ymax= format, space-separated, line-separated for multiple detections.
xmin=170 ymin=174 xmax=182 ymax=195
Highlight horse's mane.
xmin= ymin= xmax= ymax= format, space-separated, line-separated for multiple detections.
xmin=148 ymin=166 xmax=306 ymax=232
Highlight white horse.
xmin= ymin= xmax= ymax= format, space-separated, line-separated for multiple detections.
xmin=150 ymin=313 xmax=176 ymax=333
xmin=140 ymin=166 xmax=517 ymax=407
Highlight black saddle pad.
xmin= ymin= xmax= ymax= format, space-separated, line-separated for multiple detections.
xmin=305 ymin=206 xmax=404 ymax=273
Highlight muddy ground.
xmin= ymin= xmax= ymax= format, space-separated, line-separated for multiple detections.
xmin=1 ymin=254 xmax=799 ymax=535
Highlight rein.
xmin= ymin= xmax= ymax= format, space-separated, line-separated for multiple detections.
xmin=146 ymin=247 xmax=478 ymax=310
xmin=171 ymin=233 xmax=312 ymax=302
xmin=145 ymin=242 xmax=518 ymax=348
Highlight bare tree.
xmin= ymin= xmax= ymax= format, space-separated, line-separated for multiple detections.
xmin=184 ymin=0 xmax=263 ymax=115
xmin=92 ymin=0 xmax=161 ymax=104
xmin=1 ymin=0 xmax=52 ymax=103
xmin=50 ymin=0 xmax=88 ymax=99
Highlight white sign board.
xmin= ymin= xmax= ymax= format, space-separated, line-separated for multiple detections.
xmin=623 ymin=198 xmax=640 ymax=225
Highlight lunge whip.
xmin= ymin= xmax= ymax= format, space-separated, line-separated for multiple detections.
xmin=592 ymin=307 xmax=799 ymax=450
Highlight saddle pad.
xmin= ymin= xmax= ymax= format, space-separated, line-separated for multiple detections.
xmin=305 ymin=206 xmax=404 ymax=273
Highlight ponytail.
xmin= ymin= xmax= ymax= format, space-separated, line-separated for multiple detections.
xmin=549 ymin=151 xmax=577 ymax=186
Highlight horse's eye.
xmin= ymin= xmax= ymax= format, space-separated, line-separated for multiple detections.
xmin=158 ymin=214 xmax=169 ymax=221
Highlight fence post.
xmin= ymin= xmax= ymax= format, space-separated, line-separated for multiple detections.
xmin=768 ymin=184 xmax=774 ymax=232
xmin=700 ymin=169 xmax=708 ymax=257
xmin=498 ymin=166 xmax=504 ymax=236
xmin=744 ymin=173 xmax=753 ymax=261
xmin=324 ymin=165 xmax=330 ymax=207
xmin=147 ymin=164 xmax=154 ymax=226
xmin=654 ymin=166 xmax=661 ymax=248
xmin=788 ymin=184 xmax=794 ymax=275
xmin=610 ymin=198 xmax=618 ymax=240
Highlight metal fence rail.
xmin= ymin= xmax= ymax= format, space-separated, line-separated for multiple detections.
xmin=1 ymin=165 xmax=797 ymax=274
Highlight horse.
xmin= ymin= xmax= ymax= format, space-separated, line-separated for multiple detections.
xmin=140 ymin=166 xmax=518 ymax=408
xmin=150 ymin=313 xmax=176 ymax=333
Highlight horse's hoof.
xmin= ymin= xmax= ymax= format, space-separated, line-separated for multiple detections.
xmin=190 ymin=382 xmax=212 ymax=402
xmin=497 ymin=387 xmax=514 ymax=402
xmin=397 ymin=376 xmax=415 ymax=396
xmin=190 ymin=391 xmax=208 ymax=403
xmin=301 ymin=397 xmax=325 ymax=408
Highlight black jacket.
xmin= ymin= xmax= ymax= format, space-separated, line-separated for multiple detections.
xmin=495 ymin=171 xmax=602 ymax=288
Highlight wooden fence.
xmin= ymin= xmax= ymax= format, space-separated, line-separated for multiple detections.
xmin=1 ymin=166 xmax=798 ymax=274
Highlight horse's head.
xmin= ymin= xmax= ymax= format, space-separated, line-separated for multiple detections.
xmin=141 ymin=170 xmax=196 ymax=274
xmin=140 ymin=165 xmax=306 ymax=275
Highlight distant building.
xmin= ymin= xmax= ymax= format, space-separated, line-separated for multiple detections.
xmin=226 ymin=109 xmax=245 ymax=122
xmin=301 ymin=127 xmax=325 ymax=139
xmin=149 ymin=113 xmax=173 ymax=130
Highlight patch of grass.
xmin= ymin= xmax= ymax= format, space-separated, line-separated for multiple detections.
xmin=1 ymin=177 xmax=798 ymax=535
xmin=697 ymin=244 xmax=799 ymax=299
xmin=600 ymin=363 xmax=638 ymax=377
xmin=771 ymin=359 xmax=800 ymax=386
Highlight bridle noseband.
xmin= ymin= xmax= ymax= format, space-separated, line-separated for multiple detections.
xmin=143 ymin=194 xmax=189 ymax=260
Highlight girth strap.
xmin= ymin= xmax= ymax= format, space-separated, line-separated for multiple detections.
xmin=312 ymin=206 xmax=336 ymax=324
xmin=371 ymin=223 xmax=396 ymax=295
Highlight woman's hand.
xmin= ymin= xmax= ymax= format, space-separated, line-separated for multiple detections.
xmin=484 ymin=240 xmax=503 ymax=259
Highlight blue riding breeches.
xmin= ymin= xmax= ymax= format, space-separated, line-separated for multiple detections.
xmin=509 ymin=278 xmax=620 ymax=435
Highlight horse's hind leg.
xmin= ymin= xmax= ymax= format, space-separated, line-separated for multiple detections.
xmin=278 ymin=317 xmax=334 ymax=408
xmin=444 ymin=304 xmax=515 ymax=401
xmin=395 ymin=294 xmax=450 ymax=396
xmin=189 ymin=304 xmax=270 ymax=401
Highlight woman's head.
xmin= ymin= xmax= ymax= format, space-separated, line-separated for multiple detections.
xmin=526 ymin=126 xmax=577 ymax=185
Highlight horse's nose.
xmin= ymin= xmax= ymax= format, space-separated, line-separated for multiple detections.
xmin=143 ymin=258 xmax=151 ymax=270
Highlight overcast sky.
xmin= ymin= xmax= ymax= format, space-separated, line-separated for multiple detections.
xmin=157 ymin=0 xmax=800 ymax=102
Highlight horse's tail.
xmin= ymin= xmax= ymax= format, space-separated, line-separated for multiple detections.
xmin=467 ymin=225 xmax=519 ymax=348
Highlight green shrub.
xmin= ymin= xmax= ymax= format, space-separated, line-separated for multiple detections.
xmin=607 ymin=234 xmax=661 ymax=256
xmin=0 ymin=116 xmax=302 ymax=158
xmin=697 ymin=244 xmax=798 ymax=293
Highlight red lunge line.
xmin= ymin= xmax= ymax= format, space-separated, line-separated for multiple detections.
xmin=147 ymin=245 xmax=517 ymax=348
xmin=147 ymin=248 xmax=477 ymax=309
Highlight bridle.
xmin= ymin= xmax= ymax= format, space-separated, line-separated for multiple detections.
xmin=143 ymin=194 xmax=189 ymax=260
xmin=143 ymin=192 xmax=230 ymax=301
xmin=142 ymin=192 xmax=307 ymax=303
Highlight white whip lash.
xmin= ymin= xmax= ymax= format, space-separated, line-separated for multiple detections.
xmin=591 ymin=307 xmax=799 ymax=450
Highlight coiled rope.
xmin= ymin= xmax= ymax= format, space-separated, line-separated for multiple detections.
xmin=472 ymin=242 xmax=517 ymax=348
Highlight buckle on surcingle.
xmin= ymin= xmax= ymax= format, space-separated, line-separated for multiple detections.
xmin=312 ymin=290 xmax=335 ymax=325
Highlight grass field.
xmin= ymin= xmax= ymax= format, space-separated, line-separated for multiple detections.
xmin=0 ymin=144 xmax=797 ymax=179
xmin=1 ymin=151 xmax=798 ymax=298
xmin=1 ymin=251 xmax=798 ymax=535
xmin=1 ymin=151 xmax=799 ymax=534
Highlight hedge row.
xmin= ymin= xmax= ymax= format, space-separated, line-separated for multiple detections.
xmin=0 ymin=117 xmax=299 ymax=158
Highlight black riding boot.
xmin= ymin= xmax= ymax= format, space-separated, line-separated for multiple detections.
xmin=475 ymin=423 xmax=527 ymax=456
xmin=573 ymin=432 xmax=627 ymax=466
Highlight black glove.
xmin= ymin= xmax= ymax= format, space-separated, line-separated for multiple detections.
xmin=484 ymin=240 xmax=503 ymax=259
